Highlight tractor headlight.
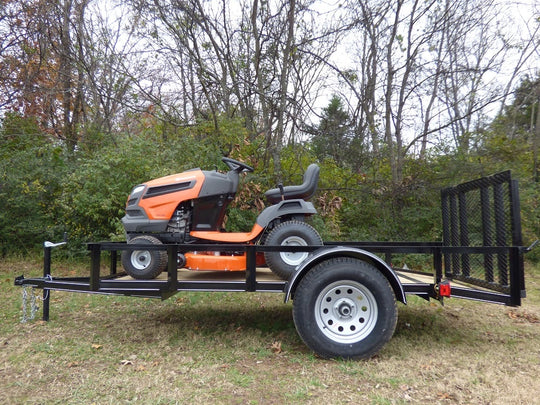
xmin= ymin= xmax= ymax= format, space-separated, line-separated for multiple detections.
xmin=131 ymin=185 xmax=145 ymax=196
xmin=127 ymin=185 xmax=146 ymax=207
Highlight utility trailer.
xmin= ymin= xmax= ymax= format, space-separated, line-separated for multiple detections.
xmin=15 ymin=171 xmax=531 ymax=359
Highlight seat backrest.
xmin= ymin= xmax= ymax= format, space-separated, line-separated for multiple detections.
xmin=298 ymin=163 xmax=320 ymax=199
xmin=264 ymin=163 xmax=320 ymax=204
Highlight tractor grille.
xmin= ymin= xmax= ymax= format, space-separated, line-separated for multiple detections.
xmin=143 ymin=181 xmax=194 ymax=198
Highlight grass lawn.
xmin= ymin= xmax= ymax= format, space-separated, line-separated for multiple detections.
xmin=1 ymin=258 xmax=539 ymax=404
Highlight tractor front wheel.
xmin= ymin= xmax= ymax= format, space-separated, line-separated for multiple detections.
xmin=122 ymin=235 xmax=167 ymax=279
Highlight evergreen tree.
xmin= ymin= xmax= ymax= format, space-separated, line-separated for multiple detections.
xmin=312 ymin=95 xmax=354 ymax=166
xmin=487 ymin=74 xmax=540 ymax=180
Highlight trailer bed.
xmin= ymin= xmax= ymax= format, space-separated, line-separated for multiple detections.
xmin=15 ymin=240 xmax=524 ymax=306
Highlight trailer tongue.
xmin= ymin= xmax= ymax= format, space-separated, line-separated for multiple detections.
xmin=14 ymin=171 xmax=529 ymax=360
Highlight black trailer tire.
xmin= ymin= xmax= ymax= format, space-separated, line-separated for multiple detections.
xmin=122 ymin=235 xmax=168 ymax=279
xmin=292 ymin=257 xmax=398 ymax=360
xmin=264 ymin=220 xmax=322 ymax=280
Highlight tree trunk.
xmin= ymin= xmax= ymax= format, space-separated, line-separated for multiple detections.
xmin=534 ymin=97 xmax=540 ymax=182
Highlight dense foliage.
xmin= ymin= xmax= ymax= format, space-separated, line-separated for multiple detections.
xmin=1 ymin=1 xmax=538 ymax=261
xmin=1 ymin=84 xmax=538 ymax=262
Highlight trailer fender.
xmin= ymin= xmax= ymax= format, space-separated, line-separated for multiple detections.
xmin=255 ymin=199 xmax=317 ymax=228
xmin=284 ymin=246 xmax=406 ymax=304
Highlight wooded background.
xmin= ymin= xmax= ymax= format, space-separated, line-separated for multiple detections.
xmin=1 ymin=0 xmax=538 ymax=259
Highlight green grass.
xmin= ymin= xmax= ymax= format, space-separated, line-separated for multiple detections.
xmin=1 ymin=258 xmax=539 ymax=404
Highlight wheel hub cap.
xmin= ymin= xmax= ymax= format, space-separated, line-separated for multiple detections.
xmin=335 ymin=299 xmax=355 ymax=318
xmin=131 ymin=250 xmax=151 ymax=270
xmin=315 ymin=280 xmax=378 ymax=343
xmin=280 ymin=236 xmax=308 ymax=266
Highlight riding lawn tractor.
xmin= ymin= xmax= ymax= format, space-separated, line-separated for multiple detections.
xmin=121 ymin=157 xmax=322 ymax=280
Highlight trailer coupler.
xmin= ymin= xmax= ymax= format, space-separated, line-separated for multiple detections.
xmin=14 ymin=274 xmax=48 ymax=287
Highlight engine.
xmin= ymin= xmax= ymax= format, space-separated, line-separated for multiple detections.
xmin=165 ymin=203 xmax=192 ymax=243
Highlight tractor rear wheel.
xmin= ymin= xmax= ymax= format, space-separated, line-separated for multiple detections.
xmin=264 ymin=220 xmax=322 ymax=280
xmin=122 ymin=235 xmax=167 ymax=279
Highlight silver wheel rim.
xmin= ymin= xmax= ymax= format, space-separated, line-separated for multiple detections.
xmin=279 ymin=235 xmax=308 ymax=266
xmin=315 ymin=280 xmax=378 ymax=344
xmin=131 ymin=250 xmax=151 ymax=270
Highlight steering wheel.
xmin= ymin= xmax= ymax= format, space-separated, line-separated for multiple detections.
xmin=222 ymin=157 xmax=254 ymax=173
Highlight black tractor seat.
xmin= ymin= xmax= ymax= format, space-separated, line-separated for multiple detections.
xmin=264 ymin=163 xmax=320 ymax=204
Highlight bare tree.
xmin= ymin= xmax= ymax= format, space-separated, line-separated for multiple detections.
xmin=335 ymin=0 xmax=539 ymax=184
xmin=0 ymin=0 xmax=90 ymax=150
xmin=123 ymin=0 xmax=344 ymax=176
xmin=5 ymin=0 xmax=536 ymax=170
xmin=76 ymin=2 xmax=144 ymax=146
xmin=345 ymin=0 xmax=443 ymax=183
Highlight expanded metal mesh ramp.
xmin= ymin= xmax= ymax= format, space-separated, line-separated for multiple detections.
xmin=441 ymin=171 xmax=525 ymax=303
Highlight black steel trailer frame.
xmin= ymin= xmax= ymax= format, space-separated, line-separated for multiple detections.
xmin=14 ymin=171 xmax=531 ymax=359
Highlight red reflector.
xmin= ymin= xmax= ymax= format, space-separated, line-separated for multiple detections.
xmin=439 ymin=282 xmax=451 ymax=297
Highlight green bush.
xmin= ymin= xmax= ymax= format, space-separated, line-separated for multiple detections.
xmin=1 ymin=113 xmax=537 ymax=265
xmin=0 ymin=114 xmax=68 ymax=254
xmin=57 ymin=128 xmax=225 ymax=253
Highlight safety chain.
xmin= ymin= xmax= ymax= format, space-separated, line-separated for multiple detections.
xmin=21 ymin=276 xmax=51 ymax=323
xmin=21 ymin=286 xmax=38 ymax=323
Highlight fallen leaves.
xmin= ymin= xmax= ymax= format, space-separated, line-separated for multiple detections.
xmin=507 ymin=310 xmax=539 ymax=323
xmin=399 ymin=384 xmax=414 ymax=401
xmin=437 ymin=392 xmax=456 ymax=401
xmin=270 ymin=341 xmax=282 ymax=354
xmin=119 ymin=360 xmax=147 ymax=371
xmin=118 ymin=355 xmax=158 ymax=372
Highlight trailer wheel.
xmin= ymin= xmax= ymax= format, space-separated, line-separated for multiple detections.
xmin=292 ymin=257 xmax=397 ymax=360
xmin=264 ymin=220 xmax=322 ymax=279
xmin=122 ymin=235 xmax=167 ymax=279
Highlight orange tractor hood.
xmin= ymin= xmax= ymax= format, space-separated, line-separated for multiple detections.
xmin=137 ymin=169 xmax=205 ymax=220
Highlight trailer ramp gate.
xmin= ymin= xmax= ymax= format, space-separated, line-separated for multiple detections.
xmin=441 ymin=170 xmax=526 ymax=306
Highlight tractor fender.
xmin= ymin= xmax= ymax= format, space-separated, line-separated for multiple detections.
xmin=284 ymin=246 xmax=406 ymax=304
xmin=255 ymin=199 xmax=317 ymax=228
